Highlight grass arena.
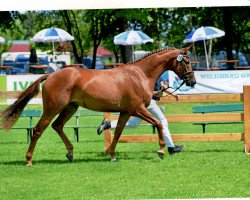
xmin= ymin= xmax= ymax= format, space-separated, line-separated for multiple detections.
xmin=0 ymin=89 xmax=249 ymax=199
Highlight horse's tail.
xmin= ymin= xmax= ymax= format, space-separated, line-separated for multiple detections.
xmin=0 ymin=74 xmax=49 ymax=131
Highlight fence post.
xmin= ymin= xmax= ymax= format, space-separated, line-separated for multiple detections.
xmin=243 ymin=85 xmax=250 ymax=154
xmin=104 ymin=112 xmax=112 ymax=150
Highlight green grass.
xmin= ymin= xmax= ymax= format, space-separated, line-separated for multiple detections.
xmin=0 ymin=103 xmax=249 ymax=199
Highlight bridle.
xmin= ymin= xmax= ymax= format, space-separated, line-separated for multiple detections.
xmin=174 ymin=53 xmax=194 ymax=92
xmin=180 ymin=55 xmax=194 ymax=83
xmin=162 ymin=51 xmax=194 ymax=93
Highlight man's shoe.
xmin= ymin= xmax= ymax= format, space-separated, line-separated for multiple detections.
xmin=97 ymin=118 xmax=111 ymax=135
xmin=168 ymin=144 xmax=184 ymax=155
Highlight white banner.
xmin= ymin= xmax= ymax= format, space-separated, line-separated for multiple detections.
xmin=6 ymin=75 xmax=43 ymax=91
xmin=2 ymin=71 xmax=250 ymax=104
xmin=169 ymin=70 xmax=250 ymax=94
xmin=6 ymin=75 xmax=43 ymax=104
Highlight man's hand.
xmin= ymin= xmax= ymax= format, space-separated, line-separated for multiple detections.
xmin=164 ymin=87 xmax=179 ymax=101
xmin=160 ymin=80 xmax=169 ymax=92
xmin=153 ymin=91 xmax=162 ymax=98
xmin=172 ymin=93 xmax=179 ymax=101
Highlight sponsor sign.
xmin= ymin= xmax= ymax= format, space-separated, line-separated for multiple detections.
xmin=0 ymin=74 xmax=43 ymax=104
xmin=1 ymin=70 xmax=250 ymax=104
xmin=169 ymin=70 xmax=250 ymax=94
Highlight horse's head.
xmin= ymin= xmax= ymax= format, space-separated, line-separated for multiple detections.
xmin=169 ymin=46 xmax=196 ymax=87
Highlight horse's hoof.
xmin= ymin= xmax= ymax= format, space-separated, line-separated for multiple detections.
xmin=157 ymin=150 xmax=165 ymax=159
xmin=66 ymin=152 xmax=73 ymax=162
xmin=110 ymin=157 xmax=117 ymax=162
xmin=26 ymin=162 xmax=32 ymax=166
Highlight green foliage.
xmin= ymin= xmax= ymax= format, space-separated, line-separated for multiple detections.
xmin=0 ymin=7 xmax=249 ymax=64
xmin=0 ymin=11 xmax=19 ymax=32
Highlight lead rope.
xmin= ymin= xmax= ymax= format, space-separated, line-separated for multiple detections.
xmin=160 ymin=79 xmax=187 ymax=94
xmin=160 ymin=69 xmax=194 ymax=94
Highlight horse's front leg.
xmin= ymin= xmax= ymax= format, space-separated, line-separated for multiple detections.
xmin=135 ymin=106 xmax=166 ymax=159
xmin=106 ymin=112 xmax=130 ymax=162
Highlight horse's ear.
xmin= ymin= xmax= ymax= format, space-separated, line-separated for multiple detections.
xmin=182 ymin=45 xmax=192 ymax=53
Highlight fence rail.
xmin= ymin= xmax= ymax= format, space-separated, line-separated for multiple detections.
xmin=0 ymin=91 xmax=42 ymax=99
xmin=104 ymin=86 xmax=250 ymax=154
xmin=1 ymin=87 xmax=250 ymax=154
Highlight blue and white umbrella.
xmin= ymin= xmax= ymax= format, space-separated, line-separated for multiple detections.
xmin=114 ymin=30 xmax=153 ymax=45
xmin=184 ymin=26 xmax=225 ymax=69
xmin=114 ymin=30 xmax=153 ymax=61
xmin=184 ymin=26 xmax=225 ymax=43
xmin=31 ymin=27 xmax=74 ymax=61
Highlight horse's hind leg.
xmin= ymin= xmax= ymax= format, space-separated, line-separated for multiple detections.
xmin=26 ymin=113 xmax=56 ymax=166
xmin=52 ymin=102 xmax=79 ymax=162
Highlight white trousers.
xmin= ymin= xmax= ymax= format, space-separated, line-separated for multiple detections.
xmin=110 ymin=99 xmax=175 ymax=147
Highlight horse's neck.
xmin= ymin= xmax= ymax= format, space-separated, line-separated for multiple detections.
xmin=134 ymin=50 xmax=178 ymax=85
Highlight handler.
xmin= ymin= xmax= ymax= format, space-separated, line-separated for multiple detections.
xmin=97 ymin=71 xmax=184 ymax=155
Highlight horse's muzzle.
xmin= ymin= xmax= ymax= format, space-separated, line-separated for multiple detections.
xmin=186 ymin=79 xmax=196 ymax=87
xmin=183 ymin=71 xmax=196 ymax=87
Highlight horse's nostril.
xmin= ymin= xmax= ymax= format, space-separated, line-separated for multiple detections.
xmin=191 ymin=81 xmax=196 ymax=87
xmin=186 ymin=80 xmax=196 ymax=87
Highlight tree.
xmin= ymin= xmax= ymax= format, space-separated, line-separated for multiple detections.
xmin=106 ymin=9 xmax=155 ymax=63
xmin=83 ymin=10 xmax=114 ymax=68
xmin=59 ymin=10 xmax=85 ymax=63
xmin=0 ymin=11 xmax=21 ymax=54
xmin=1 ymin=7 xmax=249 ymax=69
xmin=0 ymin=11 xmax=18 ymax=32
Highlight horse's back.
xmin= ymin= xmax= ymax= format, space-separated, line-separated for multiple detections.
xmin=42 ymin=66 xmax=151 ymax=113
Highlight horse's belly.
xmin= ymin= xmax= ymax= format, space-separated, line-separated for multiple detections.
xmin=71 ymin=73 xmax=143 ymax=113
xmin=77 ymin=96 xmax=126 ymax=112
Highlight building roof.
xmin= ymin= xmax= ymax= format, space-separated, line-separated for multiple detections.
xmin=9 ymin=44 xmax=30 ymax=52
xmin=9 ymin=40 xmax=31 ymax=52
xmin=87 ymin=46 xmax=114 ymax=57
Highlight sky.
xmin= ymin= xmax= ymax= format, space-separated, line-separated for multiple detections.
xmin=0 ymin=0 xmax=249 ymax=11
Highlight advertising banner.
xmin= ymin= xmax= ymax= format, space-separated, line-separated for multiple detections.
xmin=1 ymin=70 xmax=250 ymax=104
xmin=169 ymin=70 xmax=250 ymax=94
xmin=6 ymin=75 xmax=43 ymax=91
xmin=0 ymin=74 xmax=43 ymax=104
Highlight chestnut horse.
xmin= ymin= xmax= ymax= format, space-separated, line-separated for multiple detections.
xmin=0 ymin=46 xmax=196 ymax=165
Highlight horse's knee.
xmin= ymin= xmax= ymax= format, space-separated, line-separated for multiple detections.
xmin=155 ymin=121 xmax=163 ymax=131
xmin=52 ymin=121 xmax=63 ymax=132
xmin=154 ymin=122 xmax=165 ymax=145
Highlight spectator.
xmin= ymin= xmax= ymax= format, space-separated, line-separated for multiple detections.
xmin=29 ymin=48 xmax=38 ymax=65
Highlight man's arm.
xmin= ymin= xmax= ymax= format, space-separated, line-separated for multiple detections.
xmin=159 ymin=81 xmax=179 ymax=101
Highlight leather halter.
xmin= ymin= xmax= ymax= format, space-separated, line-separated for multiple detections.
xmin=171 ymin=53 xmax=194 ymax=93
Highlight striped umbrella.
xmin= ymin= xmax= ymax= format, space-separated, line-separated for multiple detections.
xmin=31 ymin=27 xmax=74 ymax=61
xmin=184 ymin=26 xmax=225 ymax=69
xmin=114 ymin=30 xmax=153 ymax=61
xmin=114 ymin=30 xmax=153 ymax=45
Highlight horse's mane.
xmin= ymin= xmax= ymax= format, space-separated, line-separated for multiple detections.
xmin=129 ymin=46 xmax=176 ymax=65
